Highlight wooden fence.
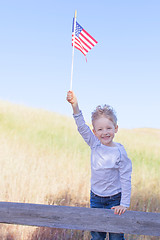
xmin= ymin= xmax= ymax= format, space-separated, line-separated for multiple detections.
xmin=0 ymin=202 xmax=160 ymax=236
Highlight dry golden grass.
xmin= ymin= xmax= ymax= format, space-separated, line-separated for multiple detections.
xmin=0 ymin=100 xmax=159 ymax=239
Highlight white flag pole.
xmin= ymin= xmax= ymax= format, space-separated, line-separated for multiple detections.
xmin=70 ymin=10 xmax=77 ymax=91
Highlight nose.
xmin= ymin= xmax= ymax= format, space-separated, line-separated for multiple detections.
xmin=102 ymin=129 xmax=109 ymax=135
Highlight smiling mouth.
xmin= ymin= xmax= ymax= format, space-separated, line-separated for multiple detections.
xmin=102 ymin=136 xmax=110 ymax=139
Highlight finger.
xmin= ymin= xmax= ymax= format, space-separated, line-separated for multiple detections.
xmin=114 ymin=208 xmax=119 ymax=215
xmin=68 ymin=90 xmax=73 ymax=97
xmin=118 ymin=209 xmax=122 ymax=215
xmin=119 ymin=208 xmax=127 ymax=215
xmin=67 ymin=92 xmax=73 ymax=100
xmin=66 ymin=96 xmax=72 ymax=103
xmin=122 ymin=208 xmax=127 ymax=214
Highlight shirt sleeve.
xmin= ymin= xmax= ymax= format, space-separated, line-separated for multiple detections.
xmin=119 ymin=146 xmax=132 ymax=207
xmin=73 ymin=111 xmax=97 ymax=148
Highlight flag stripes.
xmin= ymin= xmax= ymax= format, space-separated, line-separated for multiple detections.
xmin=72 ymin=34 xmax=88 ymax=55
xmin=72 ymin=19 xmax=98 ymax=57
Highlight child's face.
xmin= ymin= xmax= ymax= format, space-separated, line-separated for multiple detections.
xmin=93 ymin=117 xmax=118 ymax=147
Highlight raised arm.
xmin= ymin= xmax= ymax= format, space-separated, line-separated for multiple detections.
xmin=66 ymin=91 xmax=80 ymax=115
xmin=66 ymin=90 xmax=97 ymax=148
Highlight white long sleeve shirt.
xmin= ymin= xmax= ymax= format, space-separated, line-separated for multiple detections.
xmin=74 ymin=111 xmax=132 ymax=207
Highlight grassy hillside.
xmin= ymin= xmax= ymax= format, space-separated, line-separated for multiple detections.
xmin=0 ymin=100 xmax=159 ymax=240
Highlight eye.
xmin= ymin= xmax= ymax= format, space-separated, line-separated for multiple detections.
xmin=98 ymin=128 xmax=102 ymax=131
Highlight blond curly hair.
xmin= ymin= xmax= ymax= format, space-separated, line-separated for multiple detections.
xmin=91 ymin=105 xmax=117 ymax=127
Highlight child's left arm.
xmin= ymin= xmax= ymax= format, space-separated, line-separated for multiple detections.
xmin=112 ymin=147 xmax=132 ymax=215
xmin=111 ymin=205 xmax=127 ymax=215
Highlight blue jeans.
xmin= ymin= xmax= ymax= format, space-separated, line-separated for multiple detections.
xmin=90 ymin=191 xmax=125 ymax=240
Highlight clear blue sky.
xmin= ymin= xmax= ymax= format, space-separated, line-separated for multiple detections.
xmin=0 ymin=0 xmax=160 ymax=129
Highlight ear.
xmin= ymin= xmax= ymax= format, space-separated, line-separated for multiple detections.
xmin=92 ymin=128 xmax=96 ymax=135
xmin=115 ymin=125 xmax=118 ymax=133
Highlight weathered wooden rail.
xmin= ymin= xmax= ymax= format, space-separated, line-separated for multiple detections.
xmin=0 ymin=202 xmax=160 ymax=236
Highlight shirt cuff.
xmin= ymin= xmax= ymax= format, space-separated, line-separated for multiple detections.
xmin=73 ymin=110 xmax=82 ymax=118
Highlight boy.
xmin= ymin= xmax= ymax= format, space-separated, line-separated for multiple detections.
xmin=67 ymin=91 xmax=132 ymax=240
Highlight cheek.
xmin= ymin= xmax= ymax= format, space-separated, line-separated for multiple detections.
xmin=94 ymin=132 xmax=99 ymax=137
xmin=93 ymin=130 xmax=100 ymax=138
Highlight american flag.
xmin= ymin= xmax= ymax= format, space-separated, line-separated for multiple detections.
xmin=72 ymin=18 xmax=98 ymax=58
